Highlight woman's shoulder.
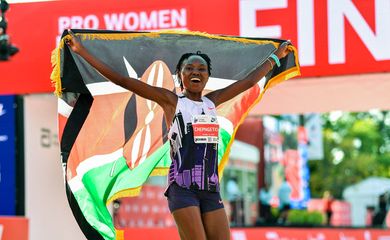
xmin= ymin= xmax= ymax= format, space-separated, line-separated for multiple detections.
xmin=202 ymin=96 xmax=216 ymax=108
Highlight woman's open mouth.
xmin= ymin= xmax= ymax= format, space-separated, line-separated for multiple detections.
xmin=191 ymin=77 xmax=201 ymax=83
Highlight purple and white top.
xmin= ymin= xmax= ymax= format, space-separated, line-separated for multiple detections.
xmin=167 ymin=95 xmax=220 ymax=192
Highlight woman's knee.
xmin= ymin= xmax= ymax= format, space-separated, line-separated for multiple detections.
xmin=172 ymin=206 xmax=207 ymax=240
xmin=202 ymin=208 xmax=230 ymax=239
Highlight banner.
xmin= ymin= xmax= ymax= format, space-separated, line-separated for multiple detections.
xmin=52 ymin=29 xmax=300 ymax=239
xmin=305 ymin=113 xmax=324 ymax=160
xmin=0 ymin=217 xmax=28 ymax=240
xmin=0 ymin=96 xmax=15 ymax=215
xmin=2 ymin=0 xmax=390 ymax=94
xmin=121 ymin=227 xmax=390 ymax=240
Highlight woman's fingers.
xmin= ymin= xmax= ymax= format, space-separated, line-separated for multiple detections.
xmin=68 ymin=29 xmax=76 ymax=38
xmin=65 ymin=29 xmax=80 ymax=50
xmin=280 ymin=41 xmax=291 ymax=50
xmin=272 ymin=40 xmax=292 ymax=60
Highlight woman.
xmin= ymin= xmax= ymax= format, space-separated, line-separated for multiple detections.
xmin=66 ymin=30 xmax=291 ymax=240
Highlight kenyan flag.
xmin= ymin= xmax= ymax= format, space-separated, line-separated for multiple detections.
xmin=51 ymin=30 xmax=300 ymax=240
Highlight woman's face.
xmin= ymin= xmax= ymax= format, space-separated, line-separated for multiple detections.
xmin=180 ymin=55 xmax=209 ymax=93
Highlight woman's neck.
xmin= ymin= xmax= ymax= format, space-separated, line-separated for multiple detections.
xmin=182 ymin=90 xmax=202 ymax=102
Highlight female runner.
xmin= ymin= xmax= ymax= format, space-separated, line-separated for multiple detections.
xmin=66 ymin=30 xmax=291 ymax=240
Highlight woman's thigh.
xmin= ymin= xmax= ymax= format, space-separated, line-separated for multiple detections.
xmin=201 ymin=208 xmax=230 ymax=240
xmin=172 ymin=206 xmax=207 ymax=240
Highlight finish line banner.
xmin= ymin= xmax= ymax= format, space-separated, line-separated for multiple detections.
xmin=3 ymin=0 xmax=390 ymax=94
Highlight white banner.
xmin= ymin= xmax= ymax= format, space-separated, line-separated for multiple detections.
xmin=305 ymin=113 xmax=324 ymax=160
xmin=24 ymin=94 xmax=85 ymax=240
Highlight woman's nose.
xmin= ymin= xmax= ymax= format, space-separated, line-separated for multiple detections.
xmin=192 ymin=69 xmax=201 ymax=74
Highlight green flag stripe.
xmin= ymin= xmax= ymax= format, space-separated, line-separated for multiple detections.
xmin=71 ymin=121 xmax=232 ymax=239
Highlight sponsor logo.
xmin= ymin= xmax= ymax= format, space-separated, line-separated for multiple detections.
xmin=0 ymin=103 xmax=8 ymax=143
xmin=0 ymin=135 xmax=8 ymax=142
xmin=0 ymin=104 xmax=5 ymax=116
xmin=231 ymin=230 xmax=247 ymax=240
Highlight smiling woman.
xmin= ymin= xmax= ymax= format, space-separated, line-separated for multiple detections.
xmin=175 ymin=52 xmax=211 ymax=95
xmin=62 ymin=30 xmax=292 ymax=239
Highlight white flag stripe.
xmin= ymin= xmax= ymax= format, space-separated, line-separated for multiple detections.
xmin=123 ymin=56 xmax=138 ymax=79
xmin=69 ymin=148 xmax=124 ymax=193
xmin=68 ymin=175 xmax=84 ymax=192
xmin=258 ymin=77 xmax=266 ymax=89
xmin=146 ymin=64 xmax=157 ymax=110
xmin=58 ymin=98 xmax=74 ymax=118
xmin=131 ymin=131 xmax=143 ymax=169
xmin=76 ymin=148 xmax=124 ymax=176
xmin=156 ymin=63 xmax=164 ymax=88
xmin=218 ymin=117 xmax=234 ymax=135
xmin=138 ymin=125 xmax=151 ymax=166
xmin=86 ymin=82 xmax=129 ymax=96
xmin=147 ymin=63 xmax=157 ymax=86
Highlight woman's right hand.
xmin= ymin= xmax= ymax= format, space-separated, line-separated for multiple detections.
xmin=274 ymin=40 xmax=292 ymax=59
xmin=65 ymin=29 xmax=85 ymax=54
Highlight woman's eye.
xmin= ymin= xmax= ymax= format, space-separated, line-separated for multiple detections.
xmin=183 ymin=66 xmax=207 ymax=73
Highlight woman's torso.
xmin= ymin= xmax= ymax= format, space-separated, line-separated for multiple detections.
xmin=167 ymin=95 xmax=220 ymax=192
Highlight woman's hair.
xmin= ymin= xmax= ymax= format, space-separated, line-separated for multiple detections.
xmin=175 ymin=51 xmax=212 ymax=90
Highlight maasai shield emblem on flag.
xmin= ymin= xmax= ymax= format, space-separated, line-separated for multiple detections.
xmin=51 ymin=29 xmax=300 ymax=240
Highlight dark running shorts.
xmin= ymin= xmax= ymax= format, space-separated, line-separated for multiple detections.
xmin=164 ymin=182 xmax=224 ymax=213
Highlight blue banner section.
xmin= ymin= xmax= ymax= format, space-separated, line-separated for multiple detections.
xmin=290 ymin=142 xmax=311 ymax=209
xmin=0 ymin=95 xmax=16 ymax=215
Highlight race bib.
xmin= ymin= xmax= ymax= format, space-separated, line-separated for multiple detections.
xmin=192 ymin=115 xmax=219 ymax=144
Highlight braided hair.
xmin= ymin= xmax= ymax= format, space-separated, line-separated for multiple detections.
xmin=175 ymin=51 xmax=212 ymax=90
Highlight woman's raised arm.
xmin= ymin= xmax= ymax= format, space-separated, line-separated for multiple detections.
xmin=206 ymin=41 xmax=291 ymax=107
xmin=66 ymin=30 xmax=177 ymax=110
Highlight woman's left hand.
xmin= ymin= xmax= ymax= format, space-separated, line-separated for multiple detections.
xmin=275 ymin=41 xmax=292 ymax=59
xmin=65 ymin=29 xmax=85 ymax=55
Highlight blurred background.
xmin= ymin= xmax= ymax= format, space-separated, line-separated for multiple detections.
xmin=0 ymin=0 xmax=389 ymax=239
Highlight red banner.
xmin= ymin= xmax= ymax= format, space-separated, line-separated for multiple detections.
xmin=122 ymin=227 xmax=390 ymax=240
xmin=308 ymin=199 xmax=352 ymax=227
xmin=1 ymin=0 xmax=389 ymax=94
xmin=0 ymin=217 xmax=28 ymax=240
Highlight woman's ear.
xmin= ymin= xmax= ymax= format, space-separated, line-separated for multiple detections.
xmin=176 ymin=75 xmax=183 ymax=91
xmin=180 ymin=80 xmax=183 ymax=91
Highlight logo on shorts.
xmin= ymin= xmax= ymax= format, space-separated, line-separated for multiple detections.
xmin=218 ymin=199 xmax=223 ymax=204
